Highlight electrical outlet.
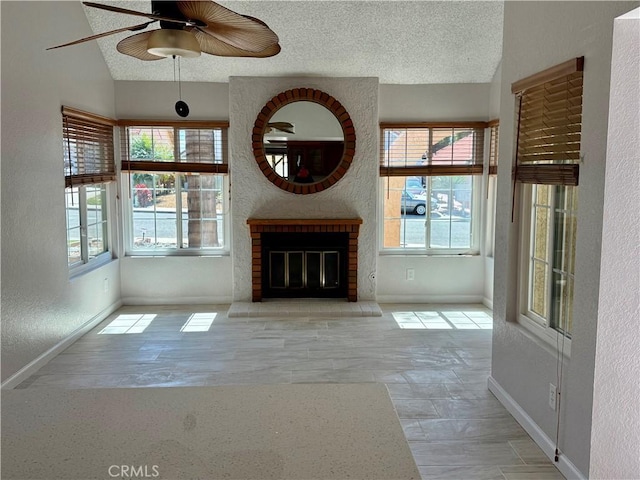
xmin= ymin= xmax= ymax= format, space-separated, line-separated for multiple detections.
xmin=549 ymin=383 xmax=557 ymax=411
xmin=406 ymin=268 xmax=415 ymax=281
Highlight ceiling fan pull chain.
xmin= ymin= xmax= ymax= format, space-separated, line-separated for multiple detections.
xmin=178 ymin=56 xmax=183 ymax=101
xmin=173 ymin=55 xmax=189 ymax=117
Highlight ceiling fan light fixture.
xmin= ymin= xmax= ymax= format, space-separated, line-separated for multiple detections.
xmin=147 ymin=29 xmax=201 ymax=58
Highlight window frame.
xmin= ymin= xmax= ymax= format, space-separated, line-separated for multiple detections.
xmin=379 ymin=174 xmax=482 ymax=255
xmin=511 ymin=57 xmax=584 ymax=351
xmin=518 ymin=184 xmax=575 ymax=354
xmin=66 ymin=183 xmax=112 ymax=276
xmin=120 ymin=120 xmax=230 ymax=256
xmin=379 ymin=122 xmax=488 ymax=255
xmin=62 ymin=107 xmax=116 ymax=276
xmin=122 ymin=172 xmax=229 ymax=256
xmin=485 ymin=120 xmax=499 ymax=258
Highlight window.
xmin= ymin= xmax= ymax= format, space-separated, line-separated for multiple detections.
xmin=63 ymin=107 xmax=116 ymax=272
xmin=380 ymin=124 xmax=485 ymax=252
xmin=66 ymin=184 xmax=109 ymax=267
xmin=513 ymin=57 xmax=584 ymax=340
xmin=522 ymin=185 xmax=577 ymax=337
xmin=486 ymin=120 xmax=499 ymax=256
xmin=121 ymin=122 xmax=229 ymax=254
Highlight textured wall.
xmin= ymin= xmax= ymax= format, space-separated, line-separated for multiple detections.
xmin=1 ymin=1 xmax=120 ymax=382
xmin=377 ymin=256 xmax=485 ymax=303
xmin=590 ymin=8 xmax=640 ymax=479
xmin=120 ymin=256 xmax=233 ymax=305
xmin=229 ymin=77 xmax=379 ymax=301
xmin=378 ymin=82 xmax=493 ymax=302
xmin=114 ymin=81 xmax=229 ymax=120
xmin=488 ymin=62 xmax=502 ymax=120
xmin=379 ymin=84 xmax=491 ymax=122
xmin=114 ymin=79 xmax=493 ymax=304
xmin=491 ymin=1 xmax=639 ymax=475
xmin=114 ymin=80 xmax=233 ymax=304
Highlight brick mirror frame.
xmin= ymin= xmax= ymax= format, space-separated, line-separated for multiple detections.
xmin=252 ymin=88 xmax=356 ymax=195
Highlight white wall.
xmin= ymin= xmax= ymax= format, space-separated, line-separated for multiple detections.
xmin=490 ymin=1 xmax=639 ymax=476
xmin=115 ymin=81 xmax=229 ymax=120
xmin=120 ymin=257 xmax=232 ymax=305
xmin=114 ymin=81 xmax=234 ymax=304
xmin=483 ymin=62 xmax=502 ymax=307
xmin=377 ymin=256 xmax=485 ymax=303
xmin=379 ymin=84 xmax=491 ymax=122
xmin=489 ymin=62 xmax=502 ymax=120
xmin=114 ymin=80 xmax=494 ymax=304
xmin=1 ymin=1 xmax=120 ymax=382
xmin=378 ymin=82 xmax=493 ymax=302
xmin=229 ymin=77 xmax=379 ymax=301
xmin=590 ymin=8 xmax=640 ymax=479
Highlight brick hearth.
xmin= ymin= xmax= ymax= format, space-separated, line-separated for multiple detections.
xmin=247 ymin=219 xmax=362 ymax=302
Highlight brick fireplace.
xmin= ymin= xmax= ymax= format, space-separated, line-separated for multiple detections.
xmin=247 ymin=219 xmax=362 ymax=302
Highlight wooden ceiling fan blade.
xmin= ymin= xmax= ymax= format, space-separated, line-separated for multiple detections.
xmin=116 ymin=32 xmax=166 ymax=61
xmin=178 ymin=1 xmax=278 ymax=53
xmin=47 ymin=21 xmax=155 ymax=50
xmin=193 ymin=28 xmax=280 ymax=57
xmin=83 ymin=2 xmax=196 ymax=26
xmin=241 ymin=15 xmax=270 ymax=28
xmin=268 ymin=122 xmax=295 ymax=134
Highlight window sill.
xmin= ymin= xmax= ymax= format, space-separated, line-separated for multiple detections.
xmin=69 ymin=254 xmax=115 ymax=280
xmin=124 ymin=250 xmax=230 ymax=258
xmin=517 ymin=314 xmax=572 ymax=358
xmin=380 ymin=250 xmax=480 ymax=257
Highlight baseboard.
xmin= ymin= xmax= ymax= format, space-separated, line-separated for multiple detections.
xmin=483 ymin=297 xmax=493 ymax=309
xmin=122 ymin=296 xmax=233 ymax=306
xmin=487 ymin=376 xmax=586 ymax=480
xmin=1 ymin=300 xmax=122 ymax=390
xmin=375 ymin=294 xmax=484 ymax=304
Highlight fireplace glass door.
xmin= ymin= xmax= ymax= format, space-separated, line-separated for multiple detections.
xmin=262 ymin=232 xmax=348 ymax=299
xmin=269 ymin=251 xmax=340 ymax=291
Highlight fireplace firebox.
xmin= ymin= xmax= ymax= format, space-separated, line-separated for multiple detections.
xmin=263 ymin=232 xmax=347 ymax=298
xmin=247 ymin=219 xmax=362 ymax=302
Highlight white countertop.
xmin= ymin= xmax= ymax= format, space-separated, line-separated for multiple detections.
xmin=2 ymin=383 xmax=419 ymax=480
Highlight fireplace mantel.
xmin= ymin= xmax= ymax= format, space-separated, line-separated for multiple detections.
xmin=247 ymin=218 xmax=362 ymax=302
xmin=247 ymin=219 xmax=363 ymax=227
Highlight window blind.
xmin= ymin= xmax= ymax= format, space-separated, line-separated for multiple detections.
xmin=488 ymin=120 xmax=499 ymax=175
xmin=512 ymin=57 xmax=584 ymax=186
xmin=62 ymin=106 xmax=116 ymax=188
xmin=120 ymin=120 xmax=229 ymax=174
xmin=379 ymin=123 xmax=487 ymax=177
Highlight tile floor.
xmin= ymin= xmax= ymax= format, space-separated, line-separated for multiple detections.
xmin=17 ymin=303 xmax=565 ymax=480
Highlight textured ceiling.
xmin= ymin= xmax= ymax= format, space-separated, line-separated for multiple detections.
xmin=82 ymin=1 xmax=504 ymax=84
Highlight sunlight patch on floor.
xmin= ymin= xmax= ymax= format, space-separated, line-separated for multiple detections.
xmin=392 ymin=311 xmax=493 ymax=330
xmin=180 ymin=313 xmax=217 ymax=332
xmin=98 ymin=314 xmax=157 ymax=334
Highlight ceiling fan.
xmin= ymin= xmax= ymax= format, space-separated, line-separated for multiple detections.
xmin=266 ymin=122 xmax=295 ymax=134
xmin=47 ymin=1 xmax=281 ymax=60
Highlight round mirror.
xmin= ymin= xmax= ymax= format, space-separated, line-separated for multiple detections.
xmin=252 ymin=88 xmax=356 ymax=194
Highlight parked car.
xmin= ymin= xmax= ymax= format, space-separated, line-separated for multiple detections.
xmin=405 ymin=177 xmax=425 ymax=196
xmin=401 ymin=191 xmax=438 ymax=215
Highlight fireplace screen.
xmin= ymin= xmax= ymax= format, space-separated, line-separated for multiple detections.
xmin=270 ymin=251 xmax=340 ymax=290
xmin=261 ymin=232 xmax=348 ymax=299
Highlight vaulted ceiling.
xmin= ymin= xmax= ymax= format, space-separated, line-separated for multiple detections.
xmin=81 ymin=1 xmax=504 ymax=84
